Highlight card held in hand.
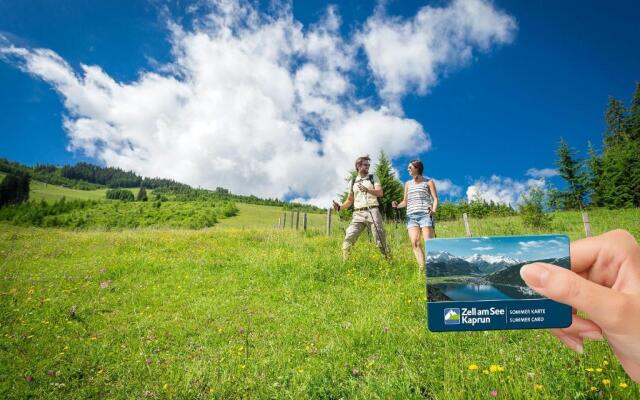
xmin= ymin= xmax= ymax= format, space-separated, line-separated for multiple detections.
xmin=425 ymin=234 xmax=572 ymax=332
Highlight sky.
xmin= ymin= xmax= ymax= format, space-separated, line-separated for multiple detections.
xmin=1 ymin=0 xmax=639 ymax=207
xmin=427 ymin=235 xmax=569 ymax=261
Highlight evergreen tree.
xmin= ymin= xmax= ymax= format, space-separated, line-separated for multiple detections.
xmin=586 ymin=141 xmax=605 ymax=207
xmin=555 ymin=138 xmax=587 ymax=209
xmin=519 ymin=186 xmax=552 ymax=228
xmin=136 ymin=186 xmax=148 ymax=202
xmin=0 ymin=172 xmax=30 ymax=207
xmin=628 ymin=82 xmax=640 ymax=141
xmin=604 ymin=96 xmax=627 ymax=146
xmin=373 ymin=150 xmax=404 ymax=220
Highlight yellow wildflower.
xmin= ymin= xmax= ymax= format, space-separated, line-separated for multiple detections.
xmin=596 ymin=368 xmax=602 ymax=373
xmin=619 ymin=382 xmax=628 ymax=389
xmin=602 ymin=379 xmax=610 ymax=386
xmin=590 ymin=386 xmax=597 ymax=392
xmin=534 ymin=384 xmax=543 ymax=391
xmin=585 ymin=368 xmax=594 ymax=372
xmin=603 ymin=360 xmax=609 ymax=366
xmin=468 ymin=364 xmax=479 ymax=371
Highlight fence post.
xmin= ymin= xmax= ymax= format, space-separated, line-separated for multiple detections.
xmin=303 ymin=213 xmax=308 ymax=231
xmin=282 ymin=212 xmax=286 ymax=229
xmin=290 ymin=210 xmax=294 ymax=229
xmin=582 ymin=210 xmax=592 ymax=237
xmin=326 ymin=208 xmax=332 ymax=236
xmin=278 ymin=217 xmax=281 ymax=229
xmin=296 ymin=210 xmax=300 ymax=231
xmin=463 ymin=213 xmax=472 ymax=237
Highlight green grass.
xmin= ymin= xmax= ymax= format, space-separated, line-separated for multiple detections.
xmin=215 ymin=203 xmax=326 ymax=230
xmin=0 ymin=208 xmax=639 ymax=399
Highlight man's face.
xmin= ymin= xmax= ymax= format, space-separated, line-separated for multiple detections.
xmin=358 ymin=161 xmax=370 ymax=175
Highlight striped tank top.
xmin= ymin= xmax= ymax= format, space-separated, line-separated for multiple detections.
xmin=406 ymin=178 xmax=433 ymax=215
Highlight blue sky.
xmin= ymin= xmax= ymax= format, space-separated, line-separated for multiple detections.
xmin=1 ymin=0 xmax=639 ymax=206
xmin=427 ymin=235 xmax=569 ymax=261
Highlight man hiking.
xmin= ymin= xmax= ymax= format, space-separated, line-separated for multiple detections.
xmin=332 ymin=155 xmax=390 ymax=261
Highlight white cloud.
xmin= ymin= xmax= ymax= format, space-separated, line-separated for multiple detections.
xmin=466 ymin=175 xmax=545 ymax=207
xmin=472 ymin=246 xmax=494 ymax=251
xmin=431 ymin=178 xmax=462 ymax=197
xmin=1 ymin=0 xmax=516 ymax=206
xmin=519 ymin=239 xmax=563 ymax=251
xmin=359 ymin=0 xmax=516 ymax=107
xmin=526 ymin=168 xmax=558 ymax=178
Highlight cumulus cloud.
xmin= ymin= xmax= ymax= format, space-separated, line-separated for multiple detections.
xmin=431 ymin=178 xmax=462 ymax=197
xmin=466 ymin=175 xmax=545 ymax=207
xmin=472 ymin=246 xmax=494 ymax=251
xmin=526 ymin=167 xmax=558 ymax=178
xmin=359 ymin=0 xmax=516 ymax=107
xmin=1 ymin=0 xmax=516 ymax=206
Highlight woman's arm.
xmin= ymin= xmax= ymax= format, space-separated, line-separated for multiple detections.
xmin=428 ymin=180 xmax=438 ymax=212
xmin=394 ymin=182 xmax=409 ymax=208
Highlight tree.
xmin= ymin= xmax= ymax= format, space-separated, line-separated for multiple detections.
xmin=136 ymin=186 xmax=148 ymax=202
xmin=373 ymin=150 xmax=404 ymax=220
xmin=586 ymin=141 xmax=605 ymax=207
xmin=0 ymin=172 xmax=30 ymax=207
xmin=555 ymin=138 xmax=587 ymax=209
xmin=628 ymin=82 xmax=640 ymax=141
xmin=519 ymin=186 xmax=552 ymax=228
xmin=604 ymin=96 xmax=627 ymax=147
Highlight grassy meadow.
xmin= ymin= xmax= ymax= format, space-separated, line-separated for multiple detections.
xmin=1 ymin=198 xmax=639 ymax=399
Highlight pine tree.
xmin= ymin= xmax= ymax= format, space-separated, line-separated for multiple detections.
xmin=555 ymin=138 xmax=587 ymax=209
xmin=628 ymin=82 xmax=640 ymax=141
xmin=137 ymin=186 xmax=148 ymax=202
xmin=586 ymin=141 xmax=605 ymax=207
xmin=373 ymin=150 xmax=404 ymax=220
xmin=604 ymin=96 xmax=627 ymax=146
xmin=0 ymin=172 xmax=30 ymax=207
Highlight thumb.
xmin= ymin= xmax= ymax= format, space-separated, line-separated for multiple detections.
xmin=520 ymin=262 xmax=626 ymax=329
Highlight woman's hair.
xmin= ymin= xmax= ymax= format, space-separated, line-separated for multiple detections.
xmin=410 ymin=159 xmax=424 ymax=175
xmin=355 ymin=155 xmax=371 ymax=170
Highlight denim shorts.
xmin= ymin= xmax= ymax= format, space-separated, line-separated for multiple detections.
xmin=406 ymin=212 xmax=435 ymax=228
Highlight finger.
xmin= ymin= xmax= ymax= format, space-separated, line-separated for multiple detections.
xmin=557 ymin=315 xmax=603 ymax=340
xmin=570 ymin=229 xmax=636 ymax=274
xmin=520 ymin=262 xmax=628 ymax=328
xmin=550 ymin=329 xmax=584 ymax=354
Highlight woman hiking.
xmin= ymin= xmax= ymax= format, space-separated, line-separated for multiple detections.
xmin=392 ymin=160 xmax=438 ymax=271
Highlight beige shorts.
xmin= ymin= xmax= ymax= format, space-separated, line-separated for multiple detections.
xmin=342 ymin=208 xmax=388 ymax=254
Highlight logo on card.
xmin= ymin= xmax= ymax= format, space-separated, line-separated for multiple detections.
xmin=444 ymin=308 xmax=461 ymax=325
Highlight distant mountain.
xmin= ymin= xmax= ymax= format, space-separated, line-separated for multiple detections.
xmin=426 ymin=251 xmax=521 ymax=277
xmin=426 ymin=251 xmax=481 ymax=276
xmin=486 ymin=256 xmax=570 ymax=288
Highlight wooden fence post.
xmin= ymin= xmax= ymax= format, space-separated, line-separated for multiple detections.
xmin=582 ymin=210 xmax=592 ymax=237
xmin=296 ymin=210 xmax=300 ymax=231
xmin=463 ymin=213 xmax=472 ymax=237
xmin=278 ymin=217 xmax=281 ymax=229
xmin=282 ymin=212 xmax=286 ymax=229
xmin=303 ymin=213 xmax=308 ymax=231
xmin=326 ymin=208 xmax=332 ymax=236
xmin=290 ymin=210 xmax=294 ymax=229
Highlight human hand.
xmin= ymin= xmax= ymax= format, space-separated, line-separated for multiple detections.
xmin=392 ymin=201 xmax=398 ymax=208
xmin=520 ymin=229 xmax=640 ymax=383
xmin=331 ymin=200 xmax=341 ymax=212
xmin=357 ymin=183 xmax=368 ymax=193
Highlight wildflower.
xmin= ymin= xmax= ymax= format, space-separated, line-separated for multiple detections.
xmin=163 ymin=383 xmax=169 ymax=390
xmin=596 ymin=368 xmax=602 ymax=373
xmin=603 ymin=360 xmax=609 ymax=366
xmin=468 ymin=364 xmax=479 ymax=371
xmin=585 ymin=368 xmax=594 ymax=372
xmin=483 ymin=369 xmax=489 ymax=374
xmin=489 ymin=364 xmax=504 ymax=373
xmin=490 ymin=389 xmax=498 ymax=397
xmin=527 ymin=372 xmax=535 ymax=379
xmin=602 ymin=379 xmax=610 ymax=386
xmin=297 ymin=368 xmax=304 ymax=374
xmin=534 ymin=384 xmax=543 ymax=391
xmin=619 ymin=382 xmax=628 ymax=389
xmin=590 ymin=386 xmax=597 ymax=392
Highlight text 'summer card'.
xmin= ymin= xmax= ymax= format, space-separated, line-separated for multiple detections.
xmin=425 ymin=234 xmax=572 ymax=332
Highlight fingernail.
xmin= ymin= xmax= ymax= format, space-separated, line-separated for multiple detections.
xmin=558 ymin=333 xmax=584 ymax=354
xmin=520 ymin=263 xmax=550 ymax=288
xmin=579 ymin=331 xmax=604 ymax=340
xmin=575 ymin=344 xmax=584 ymax=354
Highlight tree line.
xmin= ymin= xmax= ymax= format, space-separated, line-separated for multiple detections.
xmin=551 ymin=83 xmax=640 ymax=209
